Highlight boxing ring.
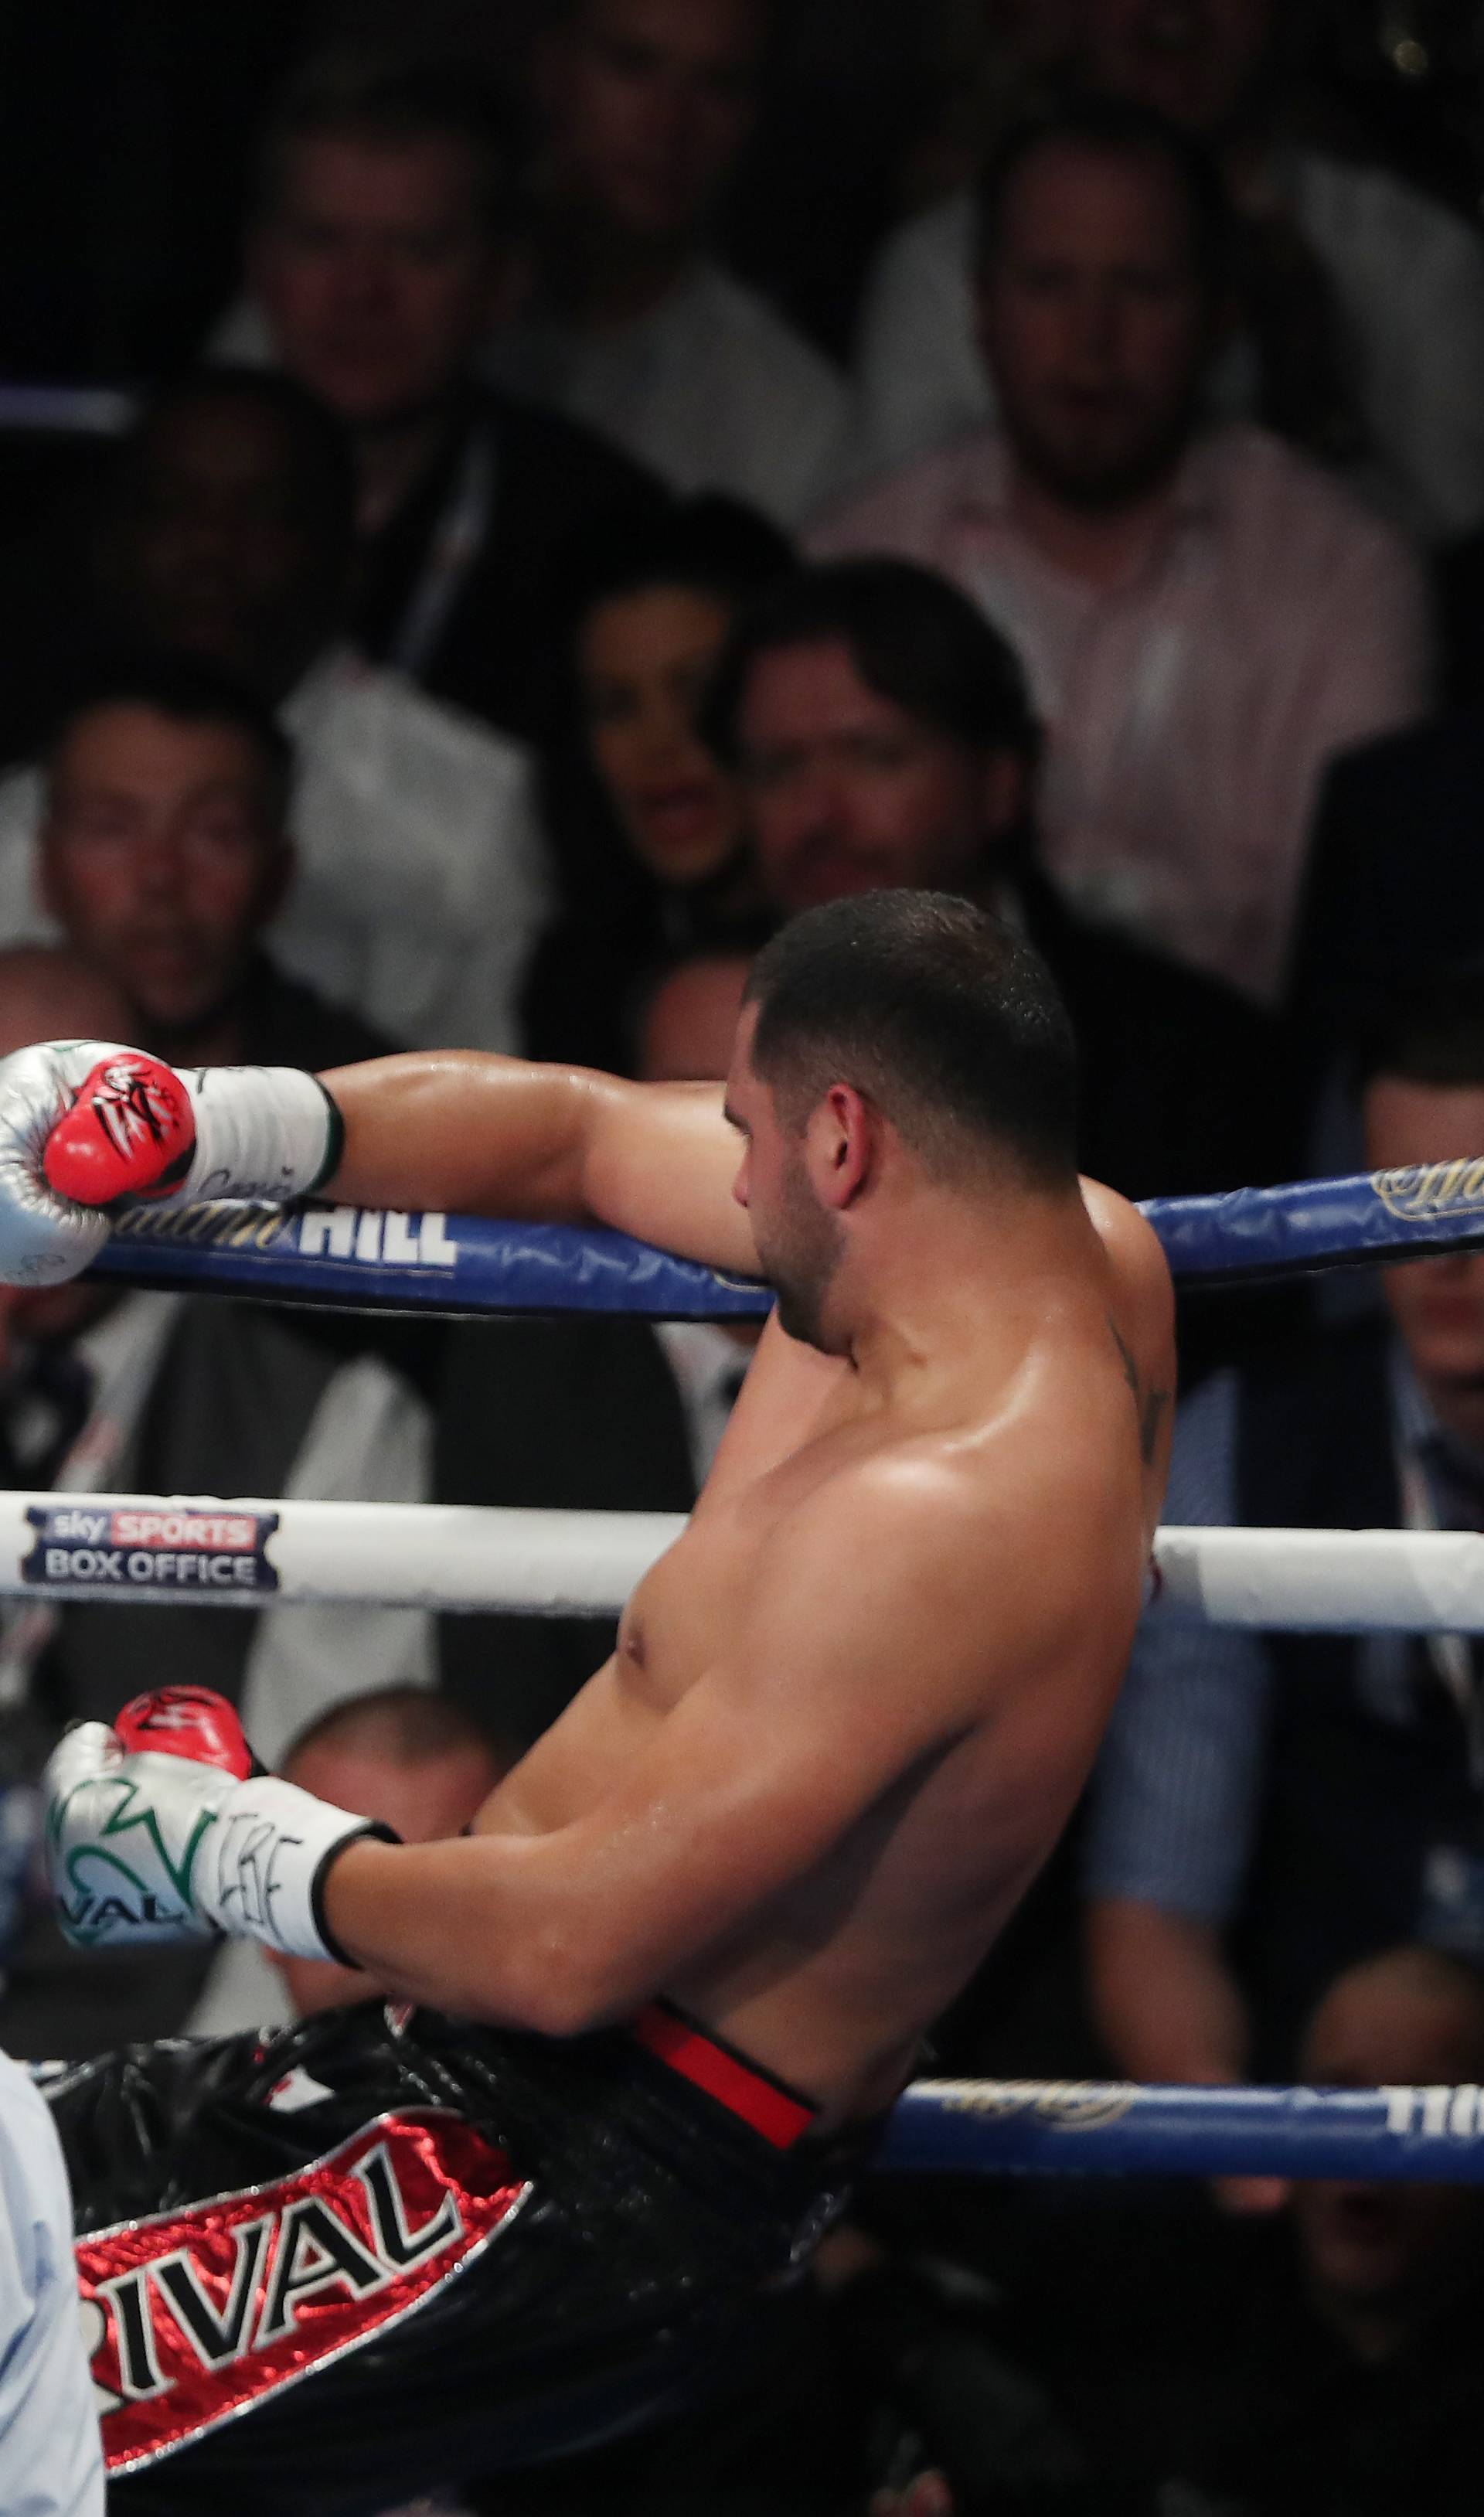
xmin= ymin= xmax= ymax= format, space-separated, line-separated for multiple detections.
xmin=21 ymin=1155 xmax=1484 ymax=2190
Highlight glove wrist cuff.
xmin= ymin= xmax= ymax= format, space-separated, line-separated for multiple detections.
xmin=172 ymin=1068 xmax=339 ymax=1211
xmin=203 ymin=1776 xmax=397 ymax=1960
xmin=311 ymin=1822 xmax=397 ymax=1966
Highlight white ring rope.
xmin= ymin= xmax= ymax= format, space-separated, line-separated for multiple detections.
xmin=7 ymin=1494 xmax=1484 ymax=1630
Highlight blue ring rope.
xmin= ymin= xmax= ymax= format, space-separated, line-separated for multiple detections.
xmin=24 ymin=2057 xmax=1484 ymax=2182
xmin=81 ymin=1161 xmax=1484 ymax=1319
xmin=878 ymin=2078 xmax=1484 ymax=2181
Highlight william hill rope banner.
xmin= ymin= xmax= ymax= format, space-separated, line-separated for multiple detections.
xmin=80 ymin=1158 xmax=1484 ymax=1320
xmin=878 ymin=2076 xmax=1484 ymax=2181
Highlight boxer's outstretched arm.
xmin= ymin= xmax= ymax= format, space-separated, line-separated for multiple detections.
xmin=322 ymin=1053 xmax=758 ymax=1276
xmin=321 ymin=1463 xmax=1091 ymax=2032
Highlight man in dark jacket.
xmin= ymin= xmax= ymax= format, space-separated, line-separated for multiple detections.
xmin=1292 ymin=714 xmax=1484 ymax=1048
xmin=706 ymin=556 xmax=1305 ymax=1208
xmin=230 ymin=52 xmax=667 ymax=742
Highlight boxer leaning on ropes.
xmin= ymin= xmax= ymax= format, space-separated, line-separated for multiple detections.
xmin=0 ymin=891 xmax=1171 ymax=2512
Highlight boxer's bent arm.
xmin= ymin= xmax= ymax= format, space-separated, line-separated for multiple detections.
xmin=323 ymin=1469 xmax=1081 ymax=2031
xmin=321 ymin=1053 xmax=758 ymax=1276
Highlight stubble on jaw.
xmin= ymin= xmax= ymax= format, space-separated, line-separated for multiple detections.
xmin=755 ymin=1143 xmax=846 ymax=1355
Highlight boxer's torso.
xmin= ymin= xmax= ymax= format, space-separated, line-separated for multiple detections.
xmin=475 ymin=1184 xmax=1169 ymax=2127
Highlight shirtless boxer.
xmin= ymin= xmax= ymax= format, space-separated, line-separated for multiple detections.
xmin=5 ymin=892 xmax=1171 ymax=2510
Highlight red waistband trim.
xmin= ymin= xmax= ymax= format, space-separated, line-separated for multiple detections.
xmin=631 ymin=2004 xmax=818 ymax=2150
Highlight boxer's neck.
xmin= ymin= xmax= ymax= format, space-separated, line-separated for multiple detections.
xmin=829 ymin=1177 xmax=1097 ymax=1408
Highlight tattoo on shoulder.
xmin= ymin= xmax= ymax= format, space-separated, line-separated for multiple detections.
xmin=1108 ymin=1317 xmax=1169 ymax=1467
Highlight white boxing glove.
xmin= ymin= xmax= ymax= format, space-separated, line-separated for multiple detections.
xmin=44 ymin=1686 xmax=393 ymax=1961
xmin=0 ymin=1039 xmax=339 ymax=1287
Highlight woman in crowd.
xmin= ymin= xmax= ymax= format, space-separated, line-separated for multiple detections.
xmin=522 ymin=496 xmax=793 ymax=1071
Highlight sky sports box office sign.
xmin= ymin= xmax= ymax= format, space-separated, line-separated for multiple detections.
xmin=24 ymin=1507 xmax=281 ymax=1598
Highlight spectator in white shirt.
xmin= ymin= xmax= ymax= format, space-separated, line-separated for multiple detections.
xmin=485 ymin=0 xmax=851 ymax=526
xmin=0 ymin=370 xmax=550 ymax=1052
xmin=813 ymin=100 xmax=1428 ymax=1003
xmin=31 ymin=659 xmax=390 ymax=1075
xmin=216 ymin=53 xmax=665 ymax=744
xmin=852 ymin=0 xmax=1484 ymax=540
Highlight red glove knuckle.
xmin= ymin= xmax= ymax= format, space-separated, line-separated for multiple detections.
xmin=43 ymin=1054 xmax=194 ymax=1206
xmin=114 ymin=1685 xmax=253 ymax=1780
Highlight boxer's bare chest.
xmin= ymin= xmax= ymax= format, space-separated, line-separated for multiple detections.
xmin=479 ymin=1329 xmax=887 ymax=1828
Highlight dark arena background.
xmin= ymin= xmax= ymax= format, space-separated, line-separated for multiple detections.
xmin=4 ymin=5 xmax=1484 ymax=2514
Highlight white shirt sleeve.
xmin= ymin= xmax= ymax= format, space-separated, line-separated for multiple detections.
xmin=277 ymin=662 xmax=554 ymax=1055
xmin=0 ymin=2054 xmax=104 ymax=2517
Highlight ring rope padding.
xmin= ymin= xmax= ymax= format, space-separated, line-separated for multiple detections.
xmin=80 ymin=1159 xmax=1484 ymax=1320
xmin=23 ymin=2053 xmax=1483 ymax=2181
xmin=879 ymin=2076 xmax=1484 ymax=2179
xmin=10 ymin=1497 xmax=1484 ymax=1633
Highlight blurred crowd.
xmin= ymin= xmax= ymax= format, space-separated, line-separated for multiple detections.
xmin=5 ymin=3 xmax=1484 ymax=2510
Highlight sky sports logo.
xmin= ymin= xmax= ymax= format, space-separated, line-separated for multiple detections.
xmin=22 ymin=1506 xmax=279 ymax=1596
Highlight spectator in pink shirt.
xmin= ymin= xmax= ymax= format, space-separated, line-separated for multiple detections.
xmin=811 ymin=98 xmax=1429 ymax=1004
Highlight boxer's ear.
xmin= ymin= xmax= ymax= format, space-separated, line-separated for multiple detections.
xmin=807 ymin=1082 xmax=876 ymax=1211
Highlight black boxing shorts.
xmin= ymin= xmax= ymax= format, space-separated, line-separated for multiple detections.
xmin=42 ymin=1998 xmax=883 ymax=2516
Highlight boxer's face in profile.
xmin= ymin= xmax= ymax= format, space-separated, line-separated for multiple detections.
xmin=978 ymin=141 xmax=1213 ymax=511
xmin=42 ymin=706 xmax=292 ymax=1044
xmin=1367 ymin=1074 xmax=1484 ymax=1446
xmin=737 ymin=639 xmax=1026 ymax=918
xmin=727 ymin=1006 xmax=848 ymax=1353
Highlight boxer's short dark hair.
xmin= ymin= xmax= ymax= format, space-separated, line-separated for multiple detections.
xmin=976 ymin=96 xmax=1233 ymax=296
xmin=45 ymin=653 xmax=294 ymax=831
xmin=744 ymin=891 xmax=1077 ymax=1188
xmin=704 ymin=558 xmax=1043 ymax=771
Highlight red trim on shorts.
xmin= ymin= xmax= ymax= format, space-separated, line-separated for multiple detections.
xmin=631 ymin=2003 xmax=818 ymax=2149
